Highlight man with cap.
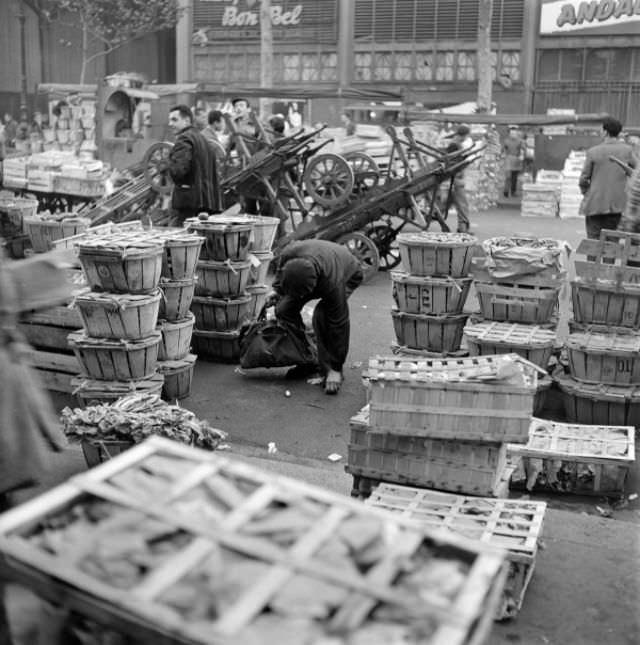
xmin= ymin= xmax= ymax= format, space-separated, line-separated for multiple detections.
xmin=444 ymin=124 xmax=472 ymax=233
xmin=267 ymin=240 xmax=364 ymax=395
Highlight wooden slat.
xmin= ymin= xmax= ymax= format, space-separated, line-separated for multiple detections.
xmin=35 ymin=369 xmax=76 ymax=393
xmin=18 ymin=323 xmax=76 ymax=351
xmin=24 ymin=349 xmax=80 ymax=373
xmin=21 ymin=305 xmax=82 ymax=328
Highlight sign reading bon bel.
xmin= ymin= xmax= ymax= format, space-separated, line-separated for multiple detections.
xmin=540 ymin=0 xmax=640 ymax=35
xmin=198 ymin=0 xmax=302 ymax=28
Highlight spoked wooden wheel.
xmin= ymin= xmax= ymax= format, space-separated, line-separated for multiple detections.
xmin=343 ymin=152 xmax=380 ymax=193
xmin=366 ymin=219 xmax=403 ymax=270
xmin=143 ymin=142 xmax=174 ymax=195
xmin=336 ymin=231 xmax=380 ymax=282
xmin=303 ymin=153 xmax=354 ymax=208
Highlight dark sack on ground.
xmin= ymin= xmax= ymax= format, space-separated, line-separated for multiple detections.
xmin=239 ymin=308 xmax=315 ymax=369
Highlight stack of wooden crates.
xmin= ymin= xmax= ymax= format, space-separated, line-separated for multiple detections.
xmin=391 ymin=232 xmax=476 ymax=356
xmin=188 ymin=215 xmax=278 ymax=363
xmin=464 ymin=236 xmax=567 ymax=414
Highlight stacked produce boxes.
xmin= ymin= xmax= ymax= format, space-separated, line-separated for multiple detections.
xmin=188 ymin=215 xmax=278 ymax=363
xmin=69 ymin=233 xmax=167 ymax=406
xmin=0 ymin=192 xmax=38 ymax=258
xmin=465 ymin=236 xmax=568 ymax=414
xmin=557 ymin=230 xmax=640 ymax=427
xmin=558 ymin=151 xmax=585 ymax=219
xmin=346 ymin=354 xmax=539 ymax=499
xmin=391 ymin=232 xmax=476 ymax=356
xmin=0 ymin=436 xmax=509 ymax=645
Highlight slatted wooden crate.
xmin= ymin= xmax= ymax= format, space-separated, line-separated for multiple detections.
xmin=364 ymin=355 xmax=539 ymax=442
xmin=464 ymin=321 xmax=557 ymax=369
xmin=365 ymin=483 xmax=546 ymax=620
xmin=566 ymin=330 xmax=640 ymax=385
xmin=391 ymin=310 xmax=468 ymax=353
xmin=396 ymin=232 xmax=478 ymax=278
xmin=573 ymin=230 xmax=640 ymax=285
xmin=346 ymin=406 xmax=512 ymax=498
xmin=474 ymin=281 xmax=560 ymax=325
xmin=391 ymin=272 xmax=472 ymax=315
xmin=555 ymin=371 xmax=640 ymax=428
xmin=0 ymin=437 xmax=508 ymax=645
xmin=508 ymin=417 xmax=635 ymax=495
xmin=571 ymin=279 xmax=640 ymax=329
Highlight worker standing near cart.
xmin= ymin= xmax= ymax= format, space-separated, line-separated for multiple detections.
xmin=444 ymin=124 xmax=472 ymax=233
xmin=167 ymin=104 xmax=221 ymax=226
xmin=267 ymin=240 xmax=363 ymax=395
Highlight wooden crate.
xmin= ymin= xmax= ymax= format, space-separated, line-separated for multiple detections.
xmin=396 ymin=232 xmax=478 ymax=278
xmin=470 ymin=258 xmax=565 ymax=288
xmin=24 ymin=348 xmax=81 ymax=393
xmin=474 ymin=281 xmax=559 ymax=325
xmin=364 ymin=355 xmax=539 ymax=442
xmin=573 ymin=231 xmax=640 ymax=285
xmin=566 ymin=330 xmax=640 ymax=385
xmin=391 ymin=272 xmax=472 ymax=315
xmin=571 ymin=279 xmax=640 ymax=329
xmin=464 ymin=321 xmax=557 ymax=369
xmin=0 ymin=437 xmax=508 ymax=645
xmin=365 ymin=483 xmax=546 ymax=620
xmin=554 ymin=371 xmax=640 ymax=428
xmin=346 ymin=406 xmax=512 ymax=498
xmin=508 ymin=417 xmax=635 ymax=495
xmin=391 ymin=310 xmax=468 ymax=353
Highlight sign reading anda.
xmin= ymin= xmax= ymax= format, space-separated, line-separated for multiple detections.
xmin=540 ymin=0 xmax=640 ymax=35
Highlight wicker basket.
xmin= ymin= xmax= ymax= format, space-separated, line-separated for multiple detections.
xmin=555 ymin=371 xmax=640 ymax=427
xmin=248 ymin=251 xmax=274 ymax=286
xmin=23 ymin=216 xmax=91 ymax=253
xmin=247 ymin=284 xmax=269 ymax=319
xmin=157 ymin=313 xmax=195 ymax=361
xmin=78 ymin=245 xmax=163 ymax=294
xmin=365 ymin=355 xmax=538 ymax=442
xmin=158 ymin=277 xmax=196 ymax=322
xmin=68 ymin=330 xmax=161 ymax=381
xmin=81 ymin=439 xmax=134 ymax=468
xmin=161 ymin=235 xmax=204 ymax=280
xmin=192 ymin=328 xmax=241 ymax=363
xmin=391 ymin=310 xmax=468 ymax=353
xmin=566 ymin=330 xmax=640 ymax=385
xmin=464 ymin=321 xmax=557 ymax=370
xmin=186 ymin=217 xmax=253 ymax=261
xmin=474 ymin=281 xmax=559 ymax=324
xmin=396 ymin=232 xmax=477 ymax=277
xmin=571 ymin=279 xmax=640 ymax=328
xmin=347 ymin=408 xmax=510 ymax=498
xmin=195 ymin=260 xmax=252 ymax=297
xmin=157 ymin=354 xmax=197 ymax=401
xmin=247 ymin=216 xmax=279 ymax=252
xmin=391 ymin=273 xmax=471 ymax=315
xmin=191 ymin=295 xmax=252 ymax=332
xmin=73 ymin=290 xmax=161 ymax=340
xmin=71 ymin=373 xmax=164 ymax=407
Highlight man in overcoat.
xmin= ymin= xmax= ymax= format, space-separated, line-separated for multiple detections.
xmin=167 ymin=104 xmax=221 ymax=226
xmin=579 ymin=116 xmax=636 ymax=239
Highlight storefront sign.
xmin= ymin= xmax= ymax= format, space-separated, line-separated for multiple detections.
xmin=540 ymin=0 xmax=640 ymax=35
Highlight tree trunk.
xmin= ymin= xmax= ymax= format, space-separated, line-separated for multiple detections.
xmin=80 ymin=20 xmax=88 ymax=84
xmin=259 ymin=0 xmax=273 ymax=122
xmin=476 ymin=0 xmax=493 ymax=113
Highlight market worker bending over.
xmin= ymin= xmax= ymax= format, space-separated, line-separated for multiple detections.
xmin=167 ymin=104 xmax=221 ymax=226
xmin=268 ymin=240 xmax=363 ymax=395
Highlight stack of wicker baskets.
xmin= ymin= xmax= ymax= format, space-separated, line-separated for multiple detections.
xmin=391 ymin=232 xmax=476 ymax=356
xmin=69 ymin=234 xmax=166 ymax=406
xmin=154 ymin=231 xmax=203 ymax=401
xmin=187 ymin=215 xmax=278 ymax=363
xmin=465 ymin=236 xmax=567 ymax=414
xmin=556 ymin=230 xmax=640 ymax=426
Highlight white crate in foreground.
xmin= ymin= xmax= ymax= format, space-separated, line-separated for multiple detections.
xmin=0 ymin=437 xmax=508 ymax=645
xmin=366 ymin=483 xmax=546 ymax=620
xmin=508 ymin=418 xmax=635 ymax=495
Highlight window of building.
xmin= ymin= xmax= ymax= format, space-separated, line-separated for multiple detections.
xmin=537 ymin=50 xmax=559 ymax=81
xmin=500 ymin=51 xmax=520 ymax=82
xmin=415 ymin=52 xmax=434 ymax=81
xmin=283 ymin=54 xmax=301 ymax=82
xmin=301 ymin=54 xmax=319 ymax=82
xmin=228 ymin=54 xmax=246 ymax=83
xmin=246 ymin=55 xmax=260 ymax=83
xmin=435 ymin=51 xmax=455 ymax=81
xmin=355 ymin=53 xmax=373 ymax=81
xmin=394 ymin=53 xmax=413 ymax=81
xmin=374 ymin=52 xmax=393 ymax=80
xmin=319 ymin=53 xmax=338 ymax=81
xmin=457 ymin=51 xmax=476 ymax=81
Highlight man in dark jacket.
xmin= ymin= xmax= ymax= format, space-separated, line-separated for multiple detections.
xmin=579 ymin=116 xmax=636 ymax=239
xmin=269 ymin=240 xmax=363 ymax=394
xmin=167 ymin=104 xmax=221 ymax=226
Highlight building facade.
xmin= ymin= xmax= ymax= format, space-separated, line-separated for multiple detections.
xmin=186 ymin=0 xmax=640 ymax=125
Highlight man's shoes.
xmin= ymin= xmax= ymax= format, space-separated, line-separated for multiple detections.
xmin=324 ymin=370 xmax=343 ymax=395
xmin=285 ymin=364 xmax=321 ymax=380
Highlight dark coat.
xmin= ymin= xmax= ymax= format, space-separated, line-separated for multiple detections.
xmin=579 ymin=140 xmax=636 ymax=216
xmin=169 ymin=125 xmax=221 ymax=214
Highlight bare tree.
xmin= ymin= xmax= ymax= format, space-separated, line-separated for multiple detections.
xmin=259 ymin=0 xmax=273 ymax=121
xmin=39 ymin=0 xmax=183 ymax=83
xmin=476 ymin=0 xmax=493 ymax=113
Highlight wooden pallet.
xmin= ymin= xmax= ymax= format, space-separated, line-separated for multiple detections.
xmin=0 ymin=437 xmax=508 ymax=645
xmin=365 ymin=483 xmax=547 ymax=620
xmin=508 ymin=417 xmax=635 ymax=495
xmin=364 ymin=355 xmax=540 ymax=443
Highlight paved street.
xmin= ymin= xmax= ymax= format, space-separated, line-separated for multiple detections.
xmin=39 ymin=206 xmax=640 ymax=645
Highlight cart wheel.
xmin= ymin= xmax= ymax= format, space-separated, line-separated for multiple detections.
xmin=343 ymin=152 xmax=380 ymax=193
xmin=366 ymin=222 xmax=402 ymax=270
xmin=303 ymin=154 xmax=354 ymax=208
xmin=143 ymin=142 xmax=174 ymax=195
xmin=337 ymin=231 xmax=380 ymax=283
